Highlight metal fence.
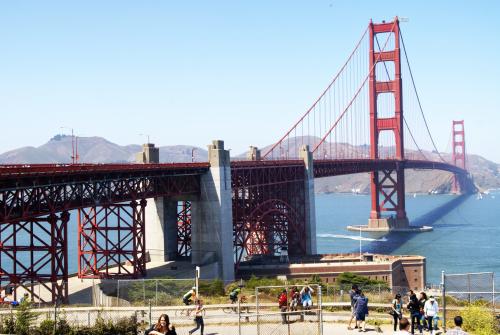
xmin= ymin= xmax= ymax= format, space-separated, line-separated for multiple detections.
xmin=255 ymin=284 xmax=323 ymax=335
xmin=324 ymin=285 xmax=409 ymax=304
xmin=114 ymin=278 xmax=197 ymax=307
xmin=442 ymin=271 xmax=499 ymax=331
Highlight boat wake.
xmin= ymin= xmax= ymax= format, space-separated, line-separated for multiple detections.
xmin=318 ymin=234 xmax=387 ymax=242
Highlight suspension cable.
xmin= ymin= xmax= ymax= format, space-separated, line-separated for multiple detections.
xmin=374 ymin=35 xmax=428 ymax=161
xmin=400 ymin=29 xmax=446 ymax=163
xmin=262 ymin=26 xmax=369 ymax=159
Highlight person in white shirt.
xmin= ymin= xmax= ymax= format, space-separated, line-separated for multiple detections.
xmin=446 ymin=316 xmax=469 ymax=335
xmin=423 ymin=297 xmax=439 ymax=335
xmin=394 ymin=317 xmax=411 ymax=335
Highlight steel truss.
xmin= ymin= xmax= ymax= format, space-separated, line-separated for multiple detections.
xmin=0 ymin=165 xmax=205 ymax=224
xmin=0 ymin=212 xmax=69 ymax=304
xmin=231 ymin=163 xmax=307 ymax=267
xmin=177 ymin=201 xmax=192 ymax=257
xmin=78 ymin=200 xmax=146 ymax=279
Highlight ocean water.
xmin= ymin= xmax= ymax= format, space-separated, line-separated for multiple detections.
xmin=316 ymin=192 xmax=500 ymax=284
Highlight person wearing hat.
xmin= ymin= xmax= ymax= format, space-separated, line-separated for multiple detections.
xmin=183 ymin=287 xmax=197 ymax=306
xmin=423 ymin=296 xmax=439 ymax=335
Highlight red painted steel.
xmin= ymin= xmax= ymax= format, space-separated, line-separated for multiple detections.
xmin=368 ymin=17 xmax=407 ymax=221
xmin=0 ymin=212 xmax=69 ymax=304
xmin=177 ymin=201 xmax=192 ymax=257
xmin=0 ymin=164 xmax=205 ymax=224
xmin=231 ymin=163 xmax=307 ymax=267
xmin=78 ymin=200 xmax=146 ymax=279
xmin=452 ymin=120 xmax=466 ymax=193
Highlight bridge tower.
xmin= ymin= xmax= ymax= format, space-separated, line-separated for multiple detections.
xmin=368 ymin=17 xmax=409 ymax=229
xmin=451 ymin=120 xmax=466 ymax=193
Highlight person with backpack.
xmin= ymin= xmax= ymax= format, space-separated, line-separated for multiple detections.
xmin=278 ymin=289 xmax=288 ymax=324
xmin=354 ymin=290 xmax=368 ymax=332
xmin=347 ymin=284 xmax=360 ymax=330
xmin=391 ymin=293 xmax=404 ymax=332
xmin=418 ymin=292 xmax=428 ymax=331
xmin=407 ymin=290 xmax=422 ymax=334
xmin=229 ymin=287 xmax=240 ymax=304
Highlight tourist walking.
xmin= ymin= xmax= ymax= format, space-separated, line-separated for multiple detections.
xmin=407 ymin=290 xmax=422 ymax=334
xmin=354 ymin=290 xmax=368 ymax=332
xmin=423 ymin=296 xmax=439 ymax=335
xmin=446 ymin=316 xmax=469 ymax=335
xmin=189 ymin=299 xmax=204 ymax=335
xmin=418 ymin=292 xmax=428 ymax=331
xmin=278 ymin=289 xmax=288 ymax=324
xmin=394 ymin=317 xmax=412 ymax=335
xmin=347 ymin=284 xmax=360 ymax=330
xmin=391 ymin=293 xmax=403 ymax=332
xmin=145 ymin=314 xmax=176 ymax=335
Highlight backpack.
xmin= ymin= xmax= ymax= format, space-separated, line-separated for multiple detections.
xmin=278 ymin=293 xmax=287 ymax=306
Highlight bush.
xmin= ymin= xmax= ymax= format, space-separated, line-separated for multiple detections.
xmin=337 ymin=272 xmax=389 ymax=289
xmin=15 ymin=300 xmax=39 ymax=335
xmin=0 ymin=315 xmax=15 ymax=334
xmin=38 ymin=319 xmax=56 ymax=335
xmin=199 ymin=279 xmax=224 ymax=297
xmin=461 ymin=303 xmax=497 ymax=335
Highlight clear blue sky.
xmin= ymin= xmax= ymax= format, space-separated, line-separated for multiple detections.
xmin=0 ymin=1 xmax=498 ymax=162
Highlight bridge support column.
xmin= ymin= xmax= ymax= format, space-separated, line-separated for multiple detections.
xmin=299 ymin=145 xmax=317 ymax=254
xmin=367 ymin=18 xmax=409 ymax=230
xmin=191 ymin=140 xmax=235 ymax=282
xmin=137 ymin=143 xmax=178 ymax=262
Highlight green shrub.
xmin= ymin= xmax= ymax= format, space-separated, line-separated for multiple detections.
xmin=15 ymin=300 xmax=39 ymax=335
xmin=38 ymin=319 xmax=56 ymax=335
xmin=199 ymin=279 xmax=224 ymax=297
xmin=461 ymin=303 xmax=497 ymax=335
xmin=1 ymin=315 xmax=15 ymax=334
xmin=336 ymin=272 xmax=389 ymax=289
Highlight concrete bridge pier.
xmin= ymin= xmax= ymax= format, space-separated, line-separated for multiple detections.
xmin=191 ymin=140 xmax=235 ymax=282
xmin=137 ymin=144 xmax=178 ymax=262
xmin=300 ymin=145 xmax=317 ymax=255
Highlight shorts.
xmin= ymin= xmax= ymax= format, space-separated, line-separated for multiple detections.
xmin=302 ymin=299 xmax=312 ymax=307
xmin=356 ymin=312 xmax=365 ymax=321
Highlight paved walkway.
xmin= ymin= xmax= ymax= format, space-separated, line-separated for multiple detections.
xmin=171 ymin=322 xmax=395 ymax=335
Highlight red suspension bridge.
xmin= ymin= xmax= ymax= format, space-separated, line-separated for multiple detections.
xmin=0 ymin=17 xmax=473 ymax=304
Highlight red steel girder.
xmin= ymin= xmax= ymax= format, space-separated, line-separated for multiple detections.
xmin=232 ymin=164 xmax=306 ymax=268
xmin=0 ymin=167 xmax=203 ymax=224
xmin=0 ymin=212 xmax=69 ymax=304
xmin=78 ymin=200 xmax=146 ymax=279
xmin=177 ymin=201 xmax=192 ymax=257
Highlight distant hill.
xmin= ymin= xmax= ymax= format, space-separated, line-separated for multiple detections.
xmin=0 ymin=135 xmax=208 ymax=164
xmin=1 ymin=135 xmax=498 ymax=193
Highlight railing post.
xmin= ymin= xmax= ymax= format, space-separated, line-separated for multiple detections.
xmin=155 ymin=280 xmax=158 ymax=306
xmin=318 ymin=285 xmax=323 ymax=335
xmin=117 ymin=280 xmax=120 ymax=307
xmin=256 ymin=287 xmax=260 ymax=335
xmin=441 ymin=271 xmax=446 ymax=332
xmin=237 ymin=293 xmax=241 ymax=335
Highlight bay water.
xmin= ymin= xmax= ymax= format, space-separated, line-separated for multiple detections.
xmin=316 ymin=192 xmax=500 ymax=284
